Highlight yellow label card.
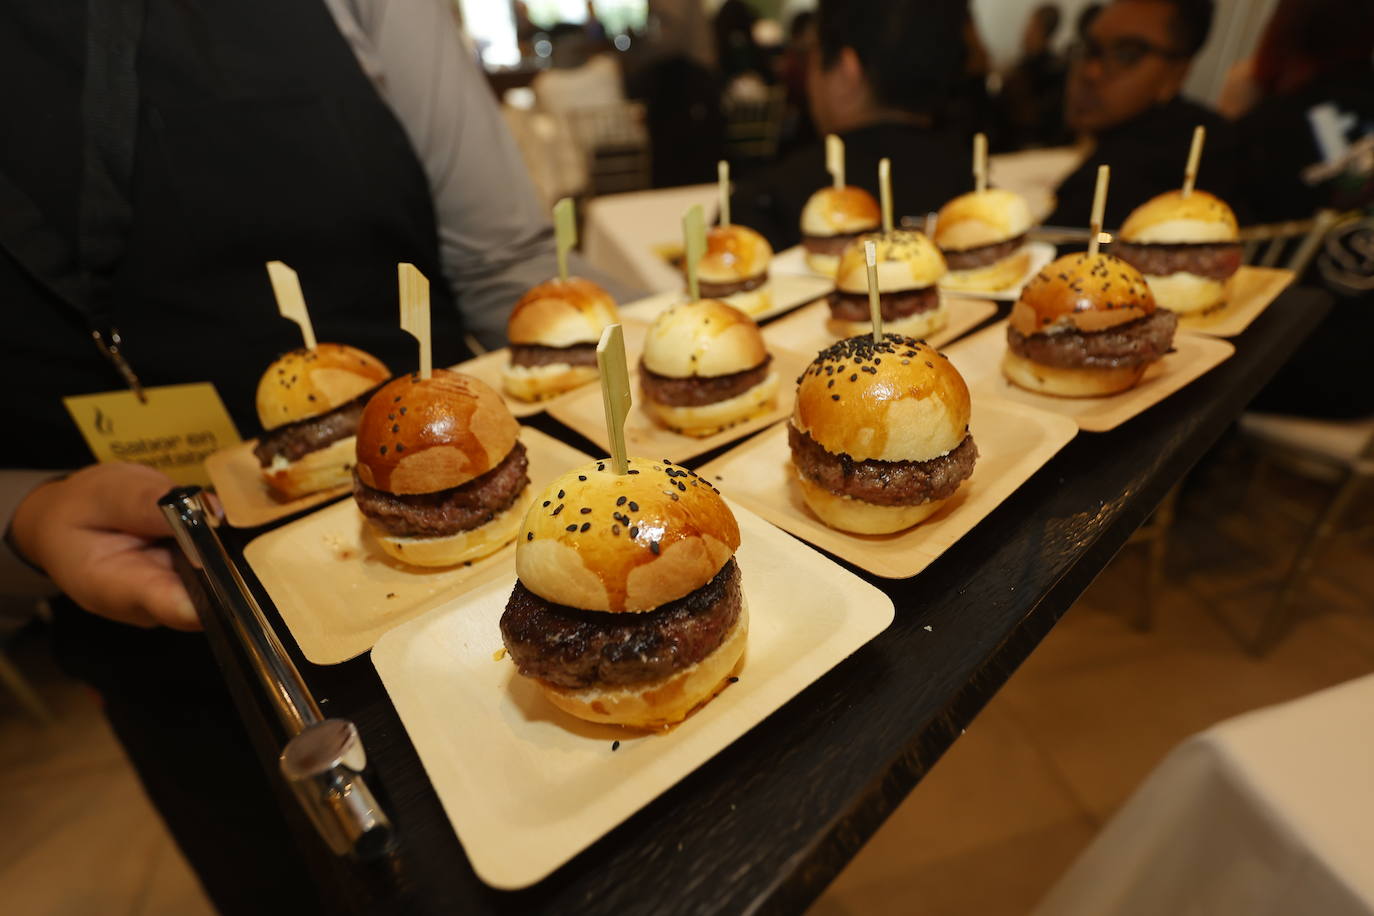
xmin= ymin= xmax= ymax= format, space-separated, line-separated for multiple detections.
xmin=63 ymin=383 xmax=242 ymax=487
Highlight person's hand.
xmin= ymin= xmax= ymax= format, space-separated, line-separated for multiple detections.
xmin=9 ymin=463 xmax=202 ymax=630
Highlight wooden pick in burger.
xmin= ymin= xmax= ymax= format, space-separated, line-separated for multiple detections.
xmin=553 ymin=197 xmax=576 ymax=283
xmin=878 ymin=157 xmax=893 ymax=235
xmin=718 ymin=161 xmax=731 ymax=228
xmin=596 ymin=324 xmax=631 ymax=475
xmin=398 ymin=262 xmax=432 ymax=379
xmin=826 ymin=134 xmax=845 ymax=189
xmin=1182 ymin=125 xmax=1205 ymax=197
xmin=865 ymin=239 xmax=883 ymax=344
xmin=266 ymin=260 xmax=317 ymax=350
xmin=1088 ymin=165 xmax=1110 ymax=257
xmin=683 ymin=203 xmax=706 ymax=302
xmin=973 ymin=132 xmax=988 ymax=194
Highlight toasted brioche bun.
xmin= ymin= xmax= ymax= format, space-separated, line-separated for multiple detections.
xmin=256 ymin=344 xmax=390 ymax=431
xmin=1010 ymin=252 xmax=1156 ymax=336
xmin=537 ymin=601 xmax=748 ymax=729
xmin=262 ymin=436 xmax=357 ymax=501
xmin=699 ymin=225 xmax=773 ymax=283
xmin=643 ymin=371 xmax=779 ymax=437
xmin=836 ymin=230 xmax=946 ymax=293
xmin=355 ymin=370 xmax=519 ymax=495
xmin=941 ymin=247 xmax=1033 ymax=293
xmin=795 ymin=473 xmax=950 ymax=534
xmin=371 ymin=485 xmax=530 ymax=567
xmin=826 ymin=297 xmax=950 ymax=341
xmin=506 ymin=277 xmax=619 ymax=348
xmin=935 ymin=189 xmax=1033 ymax=251
xmin=501 ymin=362 xmax=600 ymax=402
xmin=805 ymin=250 xmax=842 ymax=277
xmin=642 ymin=299 xmax=769 ymax=378
xmin=801 ymin=185 xmax=881 ymax=237
xmin=1142 ymin=272 xmax=1229 ymax=316
xmin=1001 ymin=349 xmax=1148 ymax=397
xmin=516 ymin=457 xmax=740 ymax=613
xmin=1119 ymin=190 xmax=1239 ymax=245
xmin=792 ymin=335 xmax=971 ymax=463
xmin=718 ymin=285 xmax=772 ymax=317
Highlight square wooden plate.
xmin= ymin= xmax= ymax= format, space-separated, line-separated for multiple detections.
xmin=243 ymin=427 xmax=591 ymax=665
xmin=943 ymin=319 xmax=1235 ymax=432
xmin=205 ymin=439 xmax=350 ymax=529
xmin=940 ymin=241 xmax=1058 ymax=301
xmin=696 ymin=398 xmax=1078 ymax=579
xmin=1175 ymin=266 xmax=1295 ymax=338
xmin=451 ymin=318 xmax=651 ymax=419
xmin=618 ymin=272 xmax=832 ymax=324
xmin=761 ymin=294 xmax=999 ymax=358
xmin=369 ymin=500 xmax=895 ymax=889
xmin=545 ymin=342 xmax=813 ymax=463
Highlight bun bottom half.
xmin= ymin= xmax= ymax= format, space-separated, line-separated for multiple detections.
xmin=1002 ymin=349 xmax=1148 ymax=398
xmin=795 ymin=473 xmax=949 ymax=535
xmin=262 ymin=436 xmax=357 ymax=501
xmin=941 ymin=248 xmax=1032 ymax=293
xmin=502 ymin=362 xmax=599 ymax=402
xmin=720 ymin=285 xmax=772 ymax=317
xmin=539 ymin=601 xmax=748 ymax=729
xmin=644 ymin=372 xmax=779 ymax=438
xmin=367 ymin=486 xmax=530 ymax=567
xmin=805 ymin=250 xmax=841 ymax=277
xmin=1142 ymin=272 xmax=1228 ymax=316
xmin=827 ymin=298 xmax=950 ymax=342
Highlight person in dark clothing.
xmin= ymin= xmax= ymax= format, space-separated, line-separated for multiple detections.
xmin=729 ymin=0 xmax=970 ymax=251
xmin=1047 ymin=0 xmax=1245 ymax=229
xmin=998 ymin=4 xmax=1073 ymax=150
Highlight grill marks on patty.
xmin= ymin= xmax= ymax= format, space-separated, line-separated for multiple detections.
xmin=500 ymin=559 xmax=742 ymax=689
xmin=639 ymin=355 xmax=772 ymax=407
xmin=254 ymin=383 xmax=385 ymax=467
xmin=802 ymin=229 xmax=873 ymax=257
xmin=353 ymin=442 xmax=529 ymax=537
xmin=788 ymin=425 xmax=978 ymax=506
xmin=1007 ymin=309 xmax=1179 ymax=370
xmin=509 ymin=342 xmax=598 ymax=368
xmin=1112 ymin=241 xmax=1242 ymax=280
xmin=699 ymin=273 xmax=768 ymax=299
xmin=942 ymin=235 xmax=1026 ymax=271
xmin=829 ymin=286 xmax=940 ymax=322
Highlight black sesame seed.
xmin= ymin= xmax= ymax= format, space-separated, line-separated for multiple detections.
xmin=580 ymin=522 xmax=590 ymax=532
xmin=399 ymin=406 xmax=406 ymax=415
xmin=612 ymin=740 xmax=620 ymax=751
xmin=612 ymin=524 xmax=620 ymax=535
xmin=628 ymin=470 xmax=640 ymax=475
xmin=580 ymin=507 xmax=592 ymax=514
xmin=728 ymin=676 xmax=739 ymax=683
xmin=617 ymin=496 xmax=626 ymax=506
xmin=395 ymin=443 xmax=405 ymax=452
xmin=566 ymin=524 xmax=578 ymax=532
xmin=552 ymin=504 xmax=564 ymax=515
xmin=391 ymin=424 xmax=400 ymax=433
xmin=832 ymin=394 xmax=840 ymax=401
xmin=543 ymin=500 xmax=551 ymax=507
xmin=628 ymin=501 xmax=639 ymax=512
xmin=557 ymin=489 xmax=565 ymax=499
xmin=388 ymin=413 xmax=395 ymax=421
xmin=630 ymin=526 xmax=639 ymax=538
xmin=380 ymin=446 xmax=388 ymax=455
xmin=578 ymin=475 xmax=587 ymax=481
xmin=526 ymin=532 xmax=533 ymax=541
xmin=649 ymin=541 xmax=660 ymax=555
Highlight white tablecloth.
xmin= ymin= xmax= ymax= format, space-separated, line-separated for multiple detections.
xmin=582 ymin=184 xmax=719 ymax=293
xmin=1033 ymin=673 xmax=1374 ymax=916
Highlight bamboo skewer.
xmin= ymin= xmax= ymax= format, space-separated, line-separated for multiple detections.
xmin=554 ymin=197 xmax=576 ymax=283
xmin=596 ymin=324 xmax=631 ymax=476
xmin=265 ymin=261 xmax=316 ymax=350
xmin=397 ymin=263 xmax=432 ymax=380
xmin=718 ymin=160 xmax=731 ymax=227
xmin=826 ymin=134 xmax=845 ymax=189
xmin=878 ymin=158 xmax=893 ymax=234
xmin=973 ymin=132 xmax=988 ymax=193
xmin=1088 ymin=165 xmax=1110 ymax=258
xmin=683 ymin=204 xmax=706 ymax=302
xmin=1182 ymin=125 xmax=1205 ymax=197
xmin=865 ymin=240 xmax=883 ymax=344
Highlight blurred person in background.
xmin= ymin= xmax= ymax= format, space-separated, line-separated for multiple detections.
xmin=1046 ymin=0 xmax=1245 ymax=228
xmin=714 ymin=0 xmax=772 ymax=103
xmin=998 ymin=4 xmax=1074 ymax=150
xmin=1228 ymin=0 xmax=1374 ymax=223
xmin=776 ymin=11 xmax=818 ymax=156
xmin=730 ymin=0 xmax=970 ymax=251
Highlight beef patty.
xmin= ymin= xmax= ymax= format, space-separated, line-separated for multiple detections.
xmin=500 ymin=558 xmax=742 ymax=689
xmin=640 ymin=355 xmax=772 ymax=407
xmin=1007 ymin=309 xmax=1178 ymax=370
xmin=829 ymin=285 xmax=940 ymax=322
xmin=1112 ymin=241 xmax=1242 ymax=280
xmin=509 ymin=342 xmax=598 ymax=368
xmin=254 ymin=383 xmax=384 ymax=467
xmin=788 ymin=425 xmax=978 ymax=506
xmin=802 ymin=230 xmax=872 ymax=258
xmin=942 ymin=235 xmax=1026 ymax=271
xmin=353 ymin=442 xmax=529 ymax=537
xmin=699 ymin=273 xmax=767 ymax=299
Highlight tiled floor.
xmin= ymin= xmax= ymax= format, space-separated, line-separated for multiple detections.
xmin=0 ymin=444 xmax=1369 ymax=916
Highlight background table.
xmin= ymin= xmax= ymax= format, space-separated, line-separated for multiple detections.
xmin=195 ymin=285 xmax=1331 ymax=914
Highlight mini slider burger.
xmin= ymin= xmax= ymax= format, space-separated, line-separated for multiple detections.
xmin=1003 ymin=252 xmax=1177 ymax=397
xmin=353 ymin=370 xmax=530 ymax=566
xmin=639 ymin=299 xmax=779 ymax=437
xmin=1112 ymin=190 xmax=1241 ymax=316
xmin=829 ymin=230 xmax=948 ymax=339
xmin=789 ymin=335 xmax=977 ymax=534
xmin=694 ymin=223 xmax=774 ymax=317
xmin=800 ymin=185 xmax=881 ymax=277
xmin=503 ymin=277 xmax=619 ymax=401
xmin=935 ymin=188 xmax=1035 ymax=293
xmin=254 ymin=343 xmax=390 ymax=500
xmin=499 ymin=457 xmax=746 ymax=728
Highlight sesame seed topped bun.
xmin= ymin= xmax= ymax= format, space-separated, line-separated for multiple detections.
xmin=935 ymin=189 xmax=1033 ymax=252
xmin=506 ymin=277 xmax=620 ymax=349
xmin=256 ymin=343 xmax=390 ymax=431
xmin=1119 ymin=190 xmax=1239 ymax=245
xmin=1010 ymin=252 xmax=1156 ymax=337
xmin=835 ymin=230 xmax=947 ymax=294
xmin=801 ymin=186 xmax=881 ymax=237
xmin=641 ymin=299 xmax=769 ymax=379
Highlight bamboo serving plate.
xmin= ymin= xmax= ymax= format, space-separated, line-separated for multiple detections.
xmin=618 ymin=272 xmax=832 ymax=324
xmin=369 ymin=499 xmax=894 ymax=889
xmin=761 ymin=293 xmax=998 ymax=358
xmin=1173 ymin=266 xmax=1295 ymax=338
xmin=242 ymin=426 xmax=592 ymax=665
xmin=205 ymin=439 xmax=351 ymax=529
xmin=697 ymin=398 xmax=1078 ymax=579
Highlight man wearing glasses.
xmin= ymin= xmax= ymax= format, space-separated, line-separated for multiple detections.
xmin=1047 ymin=0 xmax=1245 ymax=229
